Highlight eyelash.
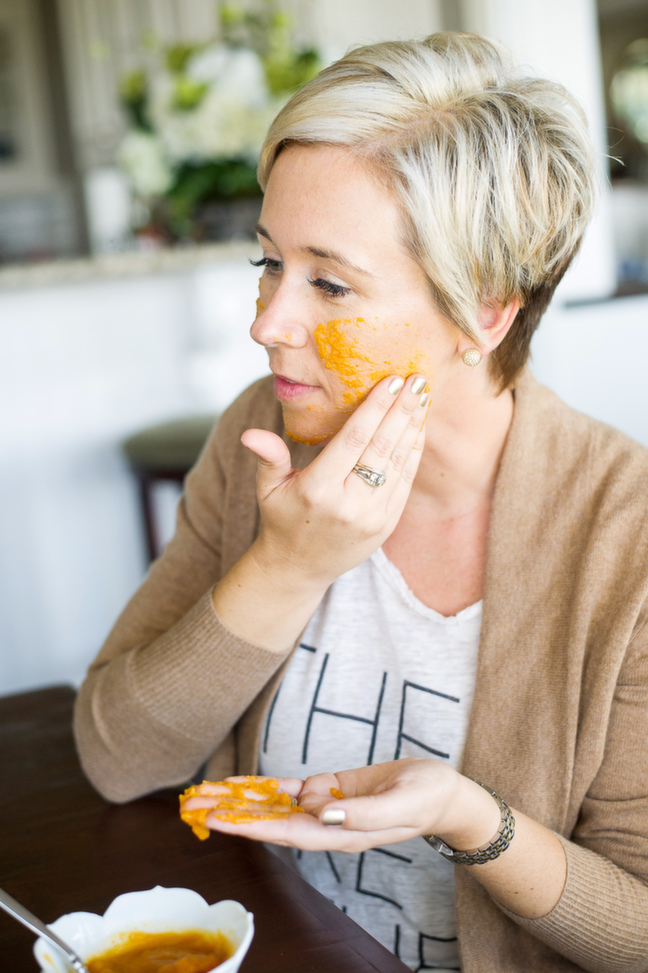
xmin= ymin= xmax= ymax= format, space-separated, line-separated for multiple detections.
xmin=249 ymin=257 xmax=352 ymax=298
xmin=308 ymin=277 xmax=351 ymax=298
xmin=249 ymin=256 xmax=281 ymax=274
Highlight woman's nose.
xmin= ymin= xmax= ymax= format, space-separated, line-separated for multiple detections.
xmin=250 ymin=285 xmax=309 ymax=349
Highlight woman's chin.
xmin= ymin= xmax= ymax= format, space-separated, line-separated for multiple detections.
xmin=281 ymin=403 xmax=350 ymax=446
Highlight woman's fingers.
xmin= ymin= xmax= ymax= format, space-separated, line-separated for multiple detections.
xmin=318 ymin=374 xmax=429 ymax=490
xmin=240 ymin=428 xmax=294 ymax=498
xmin=183 ymin=776 xmax=305 ymax=810
xmin=182 ymin=762 xmax=463 ymax=854
xmin=223 ymin=774 xmax=305 ymax=799
xmin=318 ymin=790 xmax=417 ymax=833
xmin=235 ymin=374 xmax=431 ymax=592
xmin=199 ymin=808 xmax=416 ymax=853
xmin=243 ymin=373 xmax=430 ymax=507
xmin=305 ymin=760 xmax=457 ymax=833
xmin=348 ymin=376 xmax=429 ymax=486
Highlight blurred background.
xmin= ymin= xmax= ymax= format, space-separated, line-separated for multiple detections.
xmin=1 ymin=0 xmax=647 ymax=696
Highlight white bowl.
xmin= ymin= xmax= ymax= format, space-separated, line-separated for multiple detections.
xmin=33 ymin=886 xmax=254 ymax=973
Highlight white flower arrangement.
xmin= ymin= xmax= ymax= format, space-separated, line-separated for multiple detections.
xmin=117 ymin=130 xmax=174 ymax=198
xmin=147 ymin=45 xmax=280 ymax=166
xmin=116 ymin=1 xmax=320 ymax=241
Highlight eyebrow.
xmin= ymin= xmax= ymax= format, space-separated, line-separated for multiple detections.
xmin=255 ymin=223 xmax=375 ymax=278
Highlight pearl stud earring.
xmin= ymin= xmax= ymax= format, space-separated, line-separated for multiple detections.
xmin=462 ymin=348 xmax=482 ymax=367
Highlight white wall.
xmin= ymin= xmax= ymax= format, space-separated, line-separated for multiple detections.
xmin=530 ymin=295 xmax=648 ymax=447
xmin=306 ymin=0 xmax=444 ymax=59
xmin=0 ymin=256 xmax=268 ymax=695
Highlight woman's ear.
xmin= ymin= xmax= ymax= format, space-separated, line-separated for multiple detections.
xmin=475 ymin=296 xmax=520 ymax=354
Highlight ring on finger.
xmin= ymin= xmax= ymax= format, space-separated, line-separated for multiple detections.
xmin=352 ymin=463 xmax=387 ymax=488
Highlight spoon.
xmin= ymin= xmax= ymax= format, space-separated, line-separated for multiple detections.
xmin=0 ymin=886 xmax=90 ymax=973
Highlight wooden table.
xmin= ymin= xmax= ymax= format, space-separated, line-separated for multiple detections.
xmin=0 ymin=686 xmax=409 ymax=971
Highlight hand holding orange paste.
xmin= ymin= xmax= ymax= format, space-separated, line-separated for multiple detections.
xmin=180 ymin=777 xmax=304 ymax=839
xmin=180 ymin=777 xmax=345 ymax=840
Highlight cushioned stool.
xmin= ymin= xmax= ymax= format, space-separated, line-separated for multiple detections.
xmin=122 ymin=414 xmax=218 ymax=562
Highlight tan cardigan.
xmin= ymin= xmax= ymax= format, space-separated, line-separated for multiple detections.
xmin=75 ymin=371 xmax=648 ymax=973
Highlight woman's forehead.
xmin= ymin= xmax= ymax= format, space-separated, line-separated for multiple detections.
xmin=260 ymin=145 xmax=408 ymax=258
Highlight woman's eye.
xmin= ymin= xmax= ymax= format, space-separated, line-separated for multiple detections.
xmin=249 ymin=256 xmax=282 ymax=275
xmin=308 ymin=277 xmax=351 ymax=298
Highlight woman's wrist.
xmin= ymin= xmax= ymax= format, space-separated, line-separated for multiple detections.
xmin=212 ymin=541 xmax=328 ymax=654
xmin=247 ymin=533 xmax=334 ymax=594
xmin=430 ymin=772 xmax=503 ymax=853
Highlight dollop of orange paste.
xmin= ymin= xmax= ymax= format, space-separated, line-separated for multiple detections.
xmin=179 ymin=777 xmax=305 ymax=840
xmin=330 ymin=787 xmax=345 ymax=800
xmin=86 ymin=929 xmax=231 ymax=973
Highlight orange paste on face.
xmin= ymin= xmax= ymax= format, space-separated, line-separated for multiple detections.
xmin=86 ymin=929 xmax=231 ymax=973
xmin=313 ymin=318 xmax=425 ymax=406
xmin=179 ymin=777 xmax=305 ymax=840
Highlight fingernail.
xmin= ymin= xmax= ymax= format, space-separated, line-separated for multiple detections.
xmin=418 ymin=392 xmax=430 ymax=408
xmin=388 ymin=377 xmax=404 ymax=395
xmin=411 ymin=377 xmax=427 ymax=395
xmin=322 ymin=808 xmax=346 ymax=826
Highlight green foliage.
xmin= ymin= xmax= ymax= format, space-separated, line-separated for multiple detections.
xmin=165 ymin=43 xmax=202 ymax=73
xmin=164 ymin=158 xmax=260 ymax=235
xmin=264 ymin=47 xmax=320 ymax=96
xmin=172 ymin=75 xmax=209 ymax=111
xmin=218 ymin=0 xmax=284 ymax=55
xmin=216 ymin=0 xmax=320 ymax=91
xmin=119 ymin=69 xmax=150 ymax=131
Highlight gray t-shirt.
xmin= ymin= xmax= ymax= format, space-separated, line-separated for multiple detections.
xmin=259 ymin=547 xmax=481 ymax=972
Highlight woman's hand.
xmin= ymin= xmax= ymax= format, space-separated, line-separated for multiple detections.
xmin=244 ymin=374 xmax=429 ymax=590
xmin=183 ymin=760 xmax=567 ymax=920
xmin=181 ymin=759 xmax=495 ymax=854
xmin=212 ymin=375 xmax=429 ymax=652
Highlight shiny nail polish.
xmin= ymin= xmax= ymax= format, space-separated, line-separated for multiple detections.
xmin=388 ymin=377 xmax=404 ymax=395
xmin=322 ymin=808 xmax=346 ymax=826
xmin=411 ymin=377 xmax=427 ymax=395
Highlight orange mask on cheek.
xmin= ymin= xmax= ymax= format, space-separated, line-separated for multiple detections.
xmin=314 ymin=317 xmax=427 ymax=407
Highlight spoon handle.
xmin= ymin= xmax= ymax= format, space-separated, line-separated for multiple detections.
xmin=0 ymin=887 xmax=89 ymax=973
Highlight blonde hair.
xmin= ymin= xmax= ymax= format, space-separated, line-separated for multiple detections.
xmin=258 ymin=32 xmax=597 ymax=389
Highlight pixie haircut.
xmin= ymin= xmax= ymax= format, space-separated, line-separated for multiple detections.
xmin=258 ymin=32 xmax=597 ymax=390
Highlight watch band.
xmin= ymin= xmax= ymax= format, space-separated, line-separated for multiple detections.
xmin=422 ymin=779 xmax=515 ymax=865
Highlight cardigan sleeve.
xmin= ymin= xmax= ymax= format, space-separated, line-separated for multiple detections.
xmin=74 ymin=380 xmax=293 ymax=804
xmin=503 ymin=612 xmax=648 ymax=972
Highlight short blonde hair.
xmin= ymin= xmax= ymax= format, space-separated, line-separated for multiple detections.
xmin=258 ymin=32 xmax=597 ymax=389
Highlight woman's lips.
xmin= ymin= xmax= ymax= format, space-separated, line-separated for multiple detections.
xmin=273 ymin=374 xmax=320 ymax=401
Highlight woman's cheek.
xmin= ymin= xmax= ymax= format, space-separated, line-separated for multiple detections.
xmin=314 ymin=317 xmax=427 ymax=406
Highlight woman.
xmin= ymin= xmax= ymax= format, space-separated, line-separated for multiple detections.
xmin=75 ymin=33 xmax=648 ymax=972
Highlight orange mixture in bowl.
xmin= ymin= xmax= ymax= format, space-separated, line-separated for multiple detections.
xmin=86 ymin=929 xmax=231 ymax=973
xmin=179 ymin=777 xmax=305 ymax=840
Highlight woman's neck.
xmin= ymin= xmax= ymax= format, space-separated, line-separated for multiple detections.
xmin=412 ymin=384 xmax=514 ymax=519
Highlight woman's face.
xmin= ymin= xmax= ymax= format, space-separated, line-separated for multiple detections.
xmin=251 ymin=144 xmax=461 ymax=445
